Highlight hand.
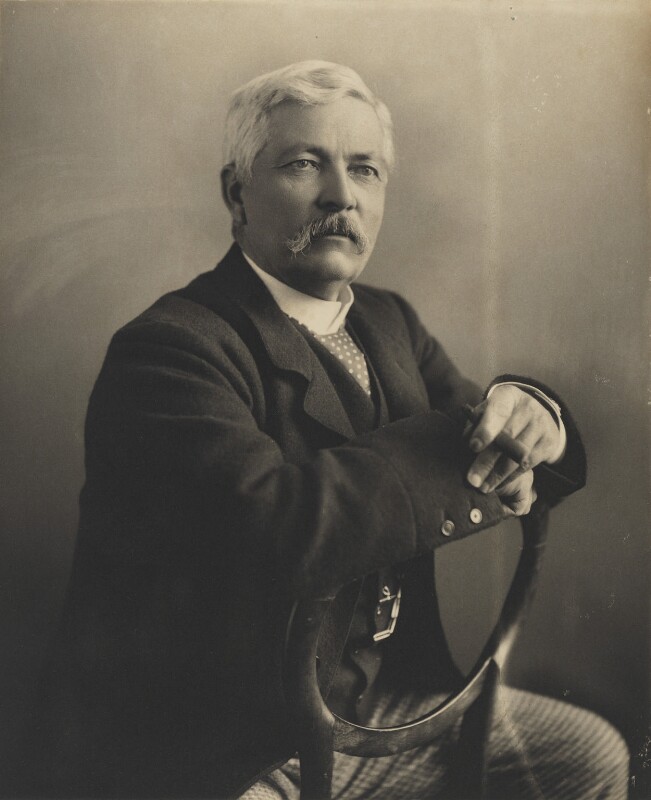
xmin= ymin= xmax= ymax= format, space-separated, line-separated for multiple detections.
xmin=495 ymin=470 xmax=537 ymax=516
xmin=465 ymin=385 xmax=561 ymax=500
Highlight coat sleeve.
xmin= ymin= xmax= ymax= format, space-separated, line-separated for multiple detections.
xmin=81 ymin=308 xmax=507 ymax=602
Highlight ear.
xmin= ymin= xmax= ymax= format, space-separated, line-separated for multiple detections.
xmin=220 ymin=165 xmax=247 ymax=227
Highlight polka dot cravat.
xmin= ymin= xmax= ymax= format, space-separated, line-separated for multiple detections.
xmin=293 ymin=320 xmax=371 ymax=397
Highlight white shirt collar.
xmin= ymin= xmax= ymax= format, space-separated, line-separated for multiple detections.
xmin=242 ymin=250 xmax=354 ymax=336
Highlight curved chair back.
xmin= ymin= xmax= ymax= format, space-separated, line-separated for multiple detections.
xmin=283 ymin=504 xmax=550 ymax=800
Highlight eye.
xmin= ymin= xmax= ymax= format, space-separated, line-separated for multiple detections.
xmin=349 ymin=164 xmax=380 ymax=179
xmin=287 ymin=159 xmax=319 ymax=171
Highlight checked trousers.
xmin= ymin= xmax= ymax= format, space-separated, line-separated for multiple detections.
xmin=241 ymin=686 xmax=629 ymax=800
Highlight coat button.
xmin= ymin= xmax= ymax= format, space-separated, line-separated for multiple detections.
xmin=469 ymin=508 xmax=483 ymax=524
xmin=441 ymin=520 xmax=455 ymax=537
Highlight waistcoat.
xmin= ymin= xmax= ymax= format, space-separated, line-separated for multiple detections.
xmin=293 ymin=319 xmax=399 ymax=722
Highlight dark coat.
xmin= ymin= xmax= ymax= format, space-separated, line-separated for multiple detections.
xmin=37 ymin=244 xmax=586 ymax=798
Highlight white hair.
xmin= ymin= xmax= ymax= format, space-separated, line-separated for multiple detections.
xmin=223 ymin=60 xmax=395 ymax=182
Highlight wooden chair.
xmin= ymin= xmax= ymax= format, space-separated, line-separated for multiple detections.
xmin=283 ymin=503 xmax=550 ymax=800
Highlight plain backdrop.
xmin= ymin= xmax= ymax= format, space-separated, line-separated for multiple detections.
xmin=1 ymin=0 xmax=649 ymax=793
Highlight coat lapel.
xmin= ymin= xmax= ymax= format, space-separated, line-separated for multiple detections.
xmin=207 ymin=245 xmax=356 ymax=441
xmin=348 ymin=300 xmax=430 ymax=422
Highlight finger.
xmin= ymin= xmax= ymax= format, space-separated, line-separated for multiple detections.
xmin=497 ymin=471 xmax=535 ymax=516
xmin=503 ymin=422 xmax=551 ymax=474
xmin=527 ymin=421 xmax=561 ymax=465
xmin=467 ymin=445 xmax=502 ymax=489
xmin=465 ymin=397 xmax=530 ymax=488
xmin=463 ymin=404 xmax=531 ymax=467
xmin=479 ymin=423 xmax=542 ymax=492
xmin=477 ymin=452 xmax=521 ymax=493
xmin=499 ymin=469 xmax=534 ymax=496
xmin=500 ymin=497 xmax=532 ymax=516
xmin=523 ymin=432 xmax=548 ymax=471
xmin=467 ymin=415 xmax=536 ymax=490
xmin=468 ymin=395 xmax=516 ymax=453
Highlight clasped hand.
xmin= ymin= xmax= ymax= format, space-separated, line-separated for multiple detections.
xmin=465 ymin=385 xmax=562 ymax=516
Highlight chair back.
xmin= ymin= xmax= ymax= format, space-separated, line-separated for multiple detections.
xmin=283 ymin=504 xmax=550 ymax=800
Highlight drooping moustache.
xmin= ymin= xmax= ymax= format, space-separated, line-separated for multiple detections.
xmin=285 ymin=213 xmax=369 ymax=257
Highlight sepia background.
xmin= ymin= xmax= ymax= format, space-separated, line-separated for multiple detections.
xmin=1 ymin=0 xmax=649 ymax=794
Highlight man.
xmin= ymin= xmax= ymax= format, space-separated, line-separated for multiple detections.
xmin=38 ymin=61 xmax=628 ymax=798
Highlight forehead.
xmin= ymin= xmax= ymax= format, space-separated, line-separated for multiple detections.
xmin=260 ymin=96 xmax=387 ymax=164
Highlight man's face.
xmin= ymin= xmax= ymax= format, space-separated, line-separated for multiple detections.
xmin=236 ymin=96 xmax=388 ymax=300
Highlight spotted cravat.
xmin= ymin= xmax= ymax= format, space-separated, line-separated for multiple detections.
xmin=293 ymin=320 xmax=371 ymax=397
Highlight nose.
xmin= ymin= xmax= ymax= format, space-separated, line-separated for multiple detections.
xmin=317 ymin=164 xmax=356 ymax=212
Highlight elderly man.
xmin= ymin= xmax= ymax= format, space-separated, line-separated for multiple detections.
xmin=38 ymin=62 xmax=628 ymax=799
